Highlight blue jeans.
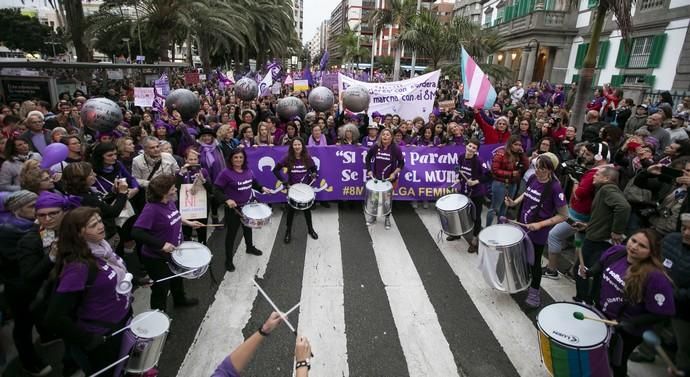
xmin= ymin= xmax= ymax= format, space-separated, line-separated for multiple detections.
xmin=486 ymin=181 xmax=517 ymax=227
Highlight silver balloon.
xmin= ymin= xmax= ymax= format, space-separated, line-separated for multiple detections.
xmin=308 ymin=86 xmax=335 ymax=112
xmin=342 ymin=86 xmax=370 ymax=113
xmin=80 ymin=98 xmax=123 ymax=132
xmin=235 ymin=77 xmax=259 ymax=101
xmin=165 ymin=89 xmax=200 ymax=121
xmin=276 ymin=97 xmax=307 ymax=121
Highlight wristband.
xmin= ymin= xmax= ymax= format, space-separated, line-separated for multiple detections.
xmin=258 ymin=326 xmax=270 ymax=337
xmin=295 ymin=360 xmax=310 ymax=370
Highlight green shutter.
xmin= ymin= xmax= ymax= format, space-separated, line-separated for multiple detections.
xmin=575 ymin=43 xmax=589 ymax=69
xmin=647 ymin=33 xmax=667 ymax=68
xmin=588 ymin=0 xmax=598 ymax=8
xmin=615 ymin=40 xmax=631 ymax=68
xmin=596 ymin=40 xmax=610 ymax=68
xmin=572 ymin=74 xmax=580 ymax=84
xmin=644 ymin=75 xmax=655 ymax=88
xmin=611 ymin=75 xmax=624 ymax=87
xmin=505 ymin=5 xmax=513 ymax=21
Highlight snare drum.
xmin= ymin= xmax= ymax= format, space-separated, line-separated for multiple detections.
xmin=537 ymin=302 xmax=612 ymax=377
xmin=477 ymin=224 xmax=531 ymax=293
xmin=364 ymin=179 xmax=393 ymax=217
xmin=288 ymin=183 xmax=315 ymax=210
xmin=240 ymin=203 xmax=272 ymax=228
xmin=169 ymin=241 xmax=212 ymax=279
xmin=435 ymin=193 xmax=474 ymax=236
xmin=125 ymin=310 xmax=170 ymax=374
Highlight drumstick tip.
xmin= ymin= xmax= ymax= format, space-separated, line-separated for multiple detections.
xmin=572 ymin=311 xmax=585 ymax=320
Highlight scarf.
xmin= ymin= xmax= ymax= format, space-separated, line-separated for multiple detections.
xmin=200 ymin=141 xmax=217 ymax=168
xmin=88 ymin=240 xmax=128 ymax=290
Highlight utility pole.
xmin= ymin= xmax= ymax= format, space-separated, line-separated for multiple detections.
xmin=122 ymin=38 xmax=131 ymax=63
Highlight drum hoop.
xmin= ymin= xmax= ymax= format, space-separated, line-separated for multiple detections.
xmin=536 ymin=302 xmax=611 ymax=349
xmin=131 ymin=311 xmax=170 ymax=338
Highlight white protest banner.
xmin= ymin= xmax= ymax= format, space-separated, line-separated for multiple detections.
xmin=134 ymin=87 xmax=155 ymax=107
xmin=179 ymin=184 xmax=207 ymax=220
xmin=337 ymin=70 xmax=441 ymax=120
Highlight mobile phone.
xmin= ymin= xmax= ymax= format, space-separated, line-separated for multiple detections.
xmin=661 ymin=166 xmax=683 ymax=179
xmin=566 ymin=218 xmax=575 ymax=226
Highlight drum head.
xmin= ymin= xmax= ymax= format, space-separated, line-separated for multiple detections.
xmin=131 ymin=311 xmax=170 ymax=338
xmin=436 ymin=194 xmax=469 ymax=211
xmin=478 ymin=224 xmax=523 ymax=246
xmin=288 ymin=183 xmax=315 ymax=201
xmin=242 ymin=203 xmax=272 ymax=219
xmin=173 ymin=242 xmax=212 ymax=269
xmin=366 ymin=179 xmax=393 ymax=191
xmin=537 ymin=302 xmax=609 ymax=348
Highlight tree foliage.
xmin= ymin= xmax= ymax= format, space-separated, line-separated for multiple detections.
xmin=0 ymin=8 xmax=66 ymax=55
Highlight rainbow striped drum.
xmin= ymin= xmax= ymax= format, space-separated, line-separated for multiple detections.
xmin=537 ymin=302 xmax=612 ymax=377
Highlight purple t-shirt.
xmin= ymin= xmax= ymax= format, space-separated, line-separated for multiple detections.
xmin=368 ymin=144 xmax=404 ymax=180
xmin=519 ymin=177 xmax=566 ymax=245
xmin=362 ymin=135 xmax=378 ymax=148
xmin=56 ymin=259 xmax=130 ymax=335
xmin=598 ymin=246 xmax=675 ymax=334
xmin=276 ymin=158 xmax=314 ymax=185
xmin=134 ymin=201 xmax=182 ymax=259
xmin=448 ymin=135 xmax=465 ymax=146
xmin=455 ymin=155 xmax=487 ymax=198
xmin=214 ymin=168 xmax=255 ymax=205
xmin=210 ymin=357 xmax=240 ymax=377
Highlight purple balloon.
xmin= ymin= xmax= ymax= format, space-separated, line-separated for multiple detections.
xmin=40 ymin=142 xmax=68 ymax=169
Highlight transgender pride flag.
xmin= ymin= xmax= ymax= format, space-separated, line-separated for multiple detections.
xmin=461 ymin=47 xmax=496 ymax=110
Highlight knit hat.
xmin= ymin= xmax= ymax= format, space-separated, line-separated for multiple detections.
xmin=539 ymin=152 xmax=559 ymax=170
xmin=5 ymin=190 xmax=38 ymax=212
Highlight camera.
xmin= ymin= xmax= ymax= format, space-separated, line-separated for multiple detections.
xmin=561 ymin=158 xmax=588 ymax=181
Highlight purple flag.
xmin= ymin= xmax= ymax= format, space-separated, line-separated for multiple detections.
xmin=319 ymin=50 xmax=329 ymax=72
xmin=304 ymin=66 xmax=314 ymax=87
xmin=266 ymin=59 xmax=282 ymax=81
xmin=216 ymin=68 xmax=233 ymax=91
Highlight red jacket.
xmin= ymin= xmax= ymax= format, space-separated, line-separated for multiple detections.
xmin=571 ymin=168 xmax=597 ymax=215
xmin=491 ymin=148 xmax=529 ymax=184
xmin=474 ymin=112 xmax=510 ymax=145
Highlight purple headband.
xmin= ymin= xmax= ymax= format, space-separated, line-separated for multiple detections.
xmin=35 ymin=191 xmax=81 ymax=210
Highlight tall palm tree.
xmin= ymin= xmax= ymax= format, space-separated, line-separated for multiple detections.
xmin=570 ymin=0 xmax=634 ymax=138
xmin=371 ymin=0 xmax=418 ymax=80
xmin=338 ymin=25 xmax=360 ymax=69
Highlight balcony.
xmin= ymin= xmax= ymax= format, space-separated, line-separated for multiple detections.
xmin=484 ymin=10 xmax=576 ymax=36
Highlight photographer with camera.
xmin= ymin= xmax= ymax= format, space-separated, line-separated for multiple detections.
xmin=544 ymin=143 xmax=611 ymax=279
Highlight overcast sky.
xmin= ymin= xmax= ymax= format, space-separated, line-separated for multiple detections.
xmin=302 ymin=0 xmax=341 ymax=44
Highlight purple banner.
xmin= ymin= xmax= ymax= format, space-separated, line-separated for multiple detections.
xmin=244 ymin=144 xmax=503 ymax=203
xmin=321 ymin=73 xmax=339 ymax=90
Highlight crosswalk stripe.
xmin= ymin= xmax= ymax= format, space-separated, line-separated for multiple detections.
xmin=414 ymin=206 xmax=549 ymax=377
xmin=297 ymin=207 xmax=349 ymax=376
xmin=176 ymin=211 xmax=283 ymax=377
xmin=366 ymin=210 xmax=462 ymax=377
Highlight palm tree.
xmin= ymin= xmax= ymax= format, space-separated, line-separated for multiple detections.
xmin=570 ymin=0 xmax=634 ymax=138
xmin=22 ymin=0 xmax=89 ymax=61
xmin=338 ymin=25 xmax=360 ymax=69
xmin=371 ymin=0 xmax=418 ymax=80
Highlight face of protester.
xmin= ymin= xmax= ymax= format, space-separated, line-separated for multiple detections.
xmin=123 ymin=139 xmax=135 ymax=154
xmin=185 ymin=152 xmax=199 ymax=165
xmin=14 ymin=139 xmax=30 ymax=155
xmin=495 ymin=118 xmax=509 ymax=132
xmin=682 ymin=219 xmax=690 ymax=245
xmin=536 ymin=109 xmax=545 ymax=119
xmin=15 ymin=199 xmax=36 ymax=220
xmin=646 ymin=113 xmax=663 ymax=130
xmin=39 ymin=171 xmax=54 ymax=191
xmin=535 ymin=161 xmax=552 ymax=182
xmin=539 ymin=139 xmax=551 ymax=153
xmin=394 ymin=132 xmax=403 ymax=143
xmin=287 ymin=125 xmax=296 ymax=137
xmin=312 ymin=125 xmax=322 ymax=139
xmin=82 ymin=214 xmax=106 ymax=243
xmin=510 ymin=140 xmax=523 ymax=153
xmin=626 ymin=232 xmax=652 ymax=263
xmin=101 ymin=148 xmax=117 ymax=166
xmin=317 ymin=119 xmax=326 ymax=129
xmin=636 ymin=146 xmax=653 ymax=160
xmin=368 ymin=128 xmax=378 ymax=137
xmin=423 ymin=128 xmax=433 ymax=139
xmin=37 ymin=207 xmax=63 ymax=230
xmin=566 ymin=127 xmax=576 ymax=139
xmin=243 ymin=113 xmax=253 ymax=123
xmin=144 ymin=140 xmax=162 ymax=159
xmin=381 ymin=130 xmax=393 ymax=145
xmin=292 ymin=139 xmax=303 ymax=155
xmin=465 ymin=142 xmax=478 ymax=158
xmin=243 ymin=127 xmax=254 ymax=139
xmin=155 ymin=126 xmax=168 ymax=138
xmin=345 ymin=129 xmax=353 ymax=140
xmin=384 ymin=116 xmax=393 ymax=125
xmin=143 ymin=113 xmax=152 ymax=122
xmin=672 ymin=117 xmax=685 ymax=129
xmin=231 ymin=152 xmax=244 ymax=170
xmin=519 ymin=120 xmax=530 ymax=133
xmin=221 ymin=113 xmax=230 ymax=123
xmin=27 ymin=115 xmax=44 ymax=132
xmin=200 ymin=134 xmax=214 ymax=144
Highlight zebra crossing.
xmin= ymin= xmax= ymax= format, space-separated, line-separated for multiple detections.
xmin=137 ymin=203 xmax=662 ymax=377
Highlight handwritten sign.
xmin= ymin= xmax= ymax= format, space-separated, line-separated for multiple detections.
xmin=179 ymin=184 xmax=207 ymax=220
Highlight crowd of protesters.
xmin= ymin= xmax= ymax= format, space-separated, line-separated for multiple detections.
xmin=0 ymin=70 xmax=688 ymax=376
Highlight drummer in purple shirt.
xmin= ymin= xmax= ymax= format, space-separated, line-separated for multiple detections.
xmin=505 ymin=152 xmax=568 ymax=308
xmin=131 ymin=175 xmax=204 ymax=312
xmin=214 ymin=148 xmax=271 ymax=272
xmin=586 ymin=229 xmax=675 ymax=377
xmin=46 ymin=207 xmax=134 ymax=376
xmin=273 ymin=138 xmax=319 ymax=244
xmin=365 ymin=128 xmax=405 ymax=230
xmin=446 ymin=138 xmax=491 ymax=252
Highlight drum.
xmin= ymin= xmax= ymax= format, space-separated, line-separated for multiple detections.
xmin=364 ymin=179 xmax=393 ymax=217
xmin=125 ymin=310 xmax=170 ymax=374
xmin=537 ymin=302 xmax=612 ymax=377
xmin=477 ymin=224 xmax=531 ymax=293
xmin=169 ymin=241 xmax=212 ymax=279
xmin=435 ymin=193 xmax=474 ymax=236
xmin=240 ymin=203 xmax=272 ymax=228
xmin=288 ymin=183 xmax=315 ymax=210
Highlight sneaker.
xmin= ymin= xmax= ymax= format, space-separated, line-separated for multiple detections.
xmin=629 ymin=350 xmax=656 ymax=363
xmin=542 ymin=267 xmax=560 ymax=280
xmin=422 ymin=201 xmax=429 ymax=209
xmin=24 ymin=364 xmax=52 ymax=377
xmin=384 ymin=217 xmax=391 ymax=230
xmin=38 ymin=334 xmax=62 ymax=347
xmin=524 ymin=288 xmax=541 ymax=308
xmin=366 ymin=218 xmax=376 ymax=226
xmin=246 ymin=247 xmax=263 ymax=256
xmin=411 ymin=201 xmax=418 ymax=209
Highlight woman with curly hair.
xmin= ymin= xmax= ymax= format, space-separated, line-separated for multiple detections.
xmin=19 ymin=159 xmax=55 ymax=194
xmin=337 ymin=123 xmax=360 ymax=145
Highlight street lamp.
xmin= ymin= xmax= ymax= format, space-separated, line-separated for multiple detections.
xmin=122 ymin=38 xmax=131 ymax=63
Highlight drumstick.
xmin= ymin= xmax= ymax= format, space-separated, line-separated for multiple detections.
xmin=572 ymin=311 xmax=618 ymax=326
xmin=252 ymin=279 xmax=297 ymax=334
xmin=109 ymin=311 xmax=158 ymax=337
xmin=154 ymin=268 xmax=199 ymax=283
xmin=88 ymin=355 xmax=129 ymax=377
xmin=204 ymin=224 xmax=225 ymax=227
xmin=284 ymin=301 xmax=301 ymax=316
xmin=643 ymin=330 xmax=678 ymax=371
xmin=499 ymin=216 xmax=528 ymax=227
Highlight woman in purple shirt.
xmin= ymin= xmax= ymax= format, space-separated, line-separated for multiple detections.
xmin=505 ymin=153 xmax=568 ymax=308
xmin=414 ymin=126 xmax=441 ymax=146
xmin=273 ymin=138 xmax=319 ymax=244
xmin=131 ymin=175 xmax=204 ymax=312
xmin=586 ymin=229 xmax=675 ymax=377
xmin=214 ymin=148 xmax=271 ymax=272
xmin=46 ymin=207 xmax=133 ymax=376
xmin=445 ymin=122 xmax=466 ymax=146
xmin=307 ymin=124 xmax=327 ymax=146
xmin=365 ymin=129 xmax=405 ymax=230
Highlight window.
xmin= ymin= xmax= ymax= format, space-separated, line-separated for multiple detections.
xmin=616 ymin=34 xmax=667 ymax=68
xmin=628 ymin=36 xmax=654 ymax=68
xmin=639 ymin=0 xmax=665 ymax=11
